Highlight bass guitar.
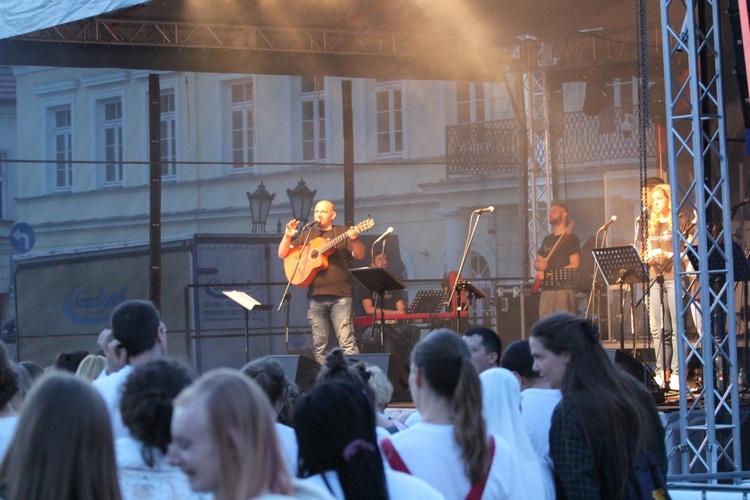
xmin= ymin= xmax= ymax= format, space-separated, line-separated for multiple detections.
xmin=532 ymin=221 xmax=575 ymax=293
xmin=284 ymin=218 xmax=375 ymax=287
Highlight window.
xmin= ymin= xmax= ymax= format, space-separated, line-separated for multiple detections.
xmin=456 ymin=82 xmax=486 ymax=124
xmin=300 ymin=76 xmax=326 ymax=161
xmin=52 ymin=106 xmax=73 ymax=190
xmin=100 ymin=98 xmax=123 ymax=185
xmin=229 ymin=81 xmax=254 ymax=169
xmin=160 ymin=90 xmax=177 ymax=179
xmin=374 ymin=80 xmax=403 ymax=156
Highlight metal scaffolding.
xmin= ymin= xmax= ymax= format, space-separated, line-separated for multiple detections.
xmin=662 ymin=0 xmax=743 ymax=480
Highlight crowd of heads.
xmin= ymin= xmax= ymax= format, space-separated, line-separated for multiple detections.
xmin=0 ymin=298 xmax=667 ymax=500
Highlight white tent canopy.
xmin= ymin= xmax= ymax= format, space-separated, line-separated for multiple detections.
xmin=0 ymin=0 xmax=148 ymax=40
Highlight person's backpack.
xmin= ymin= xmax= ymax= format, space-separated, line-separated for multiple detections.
xmin=627 ymin=447 xmax=670 ymax=500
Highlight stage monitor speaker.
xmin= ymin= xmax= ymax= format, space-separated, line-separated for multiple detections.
xmin=345 ymin=353 xmax=412 ymax=403
xmin=266 ymin=354 xmax=320 ymax=394
xmin=606 ymin=349 xmax=663 ymax=404
xmin=495 ymin=290 xmax=539 ymax=348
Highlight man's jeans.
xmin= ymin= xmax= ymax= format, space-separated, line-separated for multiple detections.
xmin=308 ymin=295 xmax=359 ymax=364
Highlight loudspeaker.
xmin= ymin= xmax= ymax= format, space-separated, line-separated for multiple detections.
xmin=267 ymin=354 xmax=320 ymax=394
xmin=345 ymin=353 xmax=412 ymax=403
xmin=606 ymin=349 xmax=663 ymax=404
xmin=495 ymin=290 xmax=539 ymax=348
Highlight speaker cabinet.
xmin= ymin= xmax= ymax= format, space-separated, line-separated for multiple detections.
xmin=495 ymin=289 xmax=539 ymax=348
xmin=345 ymin=353 xmax=412 ymax=403
xmin=266 ymin=354 xmax=320 ymax=394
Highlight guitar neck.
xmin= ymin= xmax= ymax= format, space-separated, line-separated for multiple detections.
xmin=320 ymin=230 xmax=352 ymax=254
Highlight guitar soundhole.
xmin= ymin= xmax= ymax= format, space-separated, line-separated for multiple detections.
xmin=310 ymin=250 xmax=319 ymax=260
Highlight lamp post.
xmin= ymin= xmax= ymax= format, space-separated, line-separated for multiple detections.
xmin=246 ymin=182 xmax=275 ymax=233
xmin=286 ymin=178 xmax=316 ymax=224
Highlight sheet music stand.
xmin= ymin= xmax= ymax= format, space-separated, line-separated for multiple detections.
xmin=592 ymin=246 xmax=648 ymax=351
xmin=686 ymin=242 xmax=750 ymax=282
xmin=350 ymin=267 xmax=407 ymax=347
xmin=222 ymin=290 xmax=270 ymax=363
xmin=408 ymin=290 xmax=449 ymax=314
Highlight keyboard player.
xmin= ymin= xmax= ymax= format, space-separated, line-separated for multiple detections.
xmin=357 ymin=252 xmax=419 ymax=354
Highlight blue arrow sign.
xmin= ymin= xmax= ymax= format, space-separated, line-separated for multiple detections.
xmin=11 ymin=223 xmax=35 ymax=254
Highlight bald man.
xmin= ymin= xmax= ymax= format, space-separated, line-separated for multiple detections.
xmin=278 ymin=200 xmax=365 ymax=364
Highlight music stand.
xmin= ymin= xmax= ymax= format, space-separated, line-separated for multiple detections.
xmin=686 ymin=242 xmax=750 ymax=281
xmin=592 ymin=246 xmax=648 ymax=351
xmin=350 ymin=267 xmax=407 ymax=347
xmin=222 ymin=290 xmax=270 ymax=363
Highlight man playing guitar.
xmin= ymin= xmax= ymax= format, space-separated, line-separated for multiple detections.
xmin=278 ymin=200 xmax=365 ymax=364
xmin=533 ymin=202 xmax=581 ymax=318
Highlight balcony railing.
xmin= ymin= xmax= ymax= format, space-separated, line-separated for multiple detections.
xmin=562 ymin=107 xmax=658 ymax=164
xmin=445 ymin=120 xmax=522 ymax=177
xmin=446 ymin=107 xmax=658 ymax=177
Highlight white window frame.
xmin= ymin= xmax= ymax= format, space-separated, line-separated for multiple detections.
xmin=373 ymin=80 xmax=404 ymax=158
xmin=94 ymin=96 xmax=124 ymax=187
xmin=456 ymin=82 xmax=487 ymax=124
xmin=159 ymin=88 xmax=178 ymax=180
xmin=228 ymin=79 xmax=255 ymax=171
xmin=50 ymin=105 xmax=73 ymax=191
xmin=299 ymin=76 xmax=327 ymax=162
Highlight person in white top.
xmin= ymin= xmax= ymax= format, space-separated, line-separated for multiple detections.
xmin=0 ymin=342 xmax=18 ymax=462
xmin=168 ymin=369 xmax=332 ymax=500
xmin=116 ymin=358 xmax=207 ymax=500
xmin=479 ymin=367 xmax=553 ymax=499
xmin=381 ymin=329 xmax=528 ymax=500
xmin=295 ymin=380 xmax=444 ymax=500
xmin=92 ymin=300 xmax=168 ymax=440
xmin=241 ymin=357 xmax=299 ymax=476
xmin=501 ymin=339 xmax=562 ymax=473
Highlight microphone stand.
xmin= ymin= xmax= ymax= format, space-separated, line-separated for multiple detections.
xmin=277 ymin=224 xmax=315 ymax=352
xmin=367 ymin=237 xmax=390 ymax=346
xmin=585 ymin=223 xmax=610 ymax=320
xmin=446 ymin=211 xmax=484 ymax=331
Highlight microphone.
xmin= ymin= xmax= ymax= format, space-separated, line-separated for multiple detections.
xmin=597 ymin=215 xmax=617 ymax=232
xmin=473 ymin=206 xmax=495 ymax=214
xmin=301 ymin=220 xmax=317 ymax=229
xmin=372 ymin=227 xmax=394 ymax=245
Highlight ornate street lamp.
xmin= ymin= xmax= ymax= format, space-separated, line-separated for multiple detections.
xmin=286 ymin=178 xmax=316 ymax=225
xmin=246 ymin=181 xmax=275 ymax=233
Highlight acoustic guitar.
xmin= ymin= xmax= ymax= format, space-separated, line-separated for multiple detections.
xmin=284 ymin=218 xmax=375 ymax=287
xmin=532 ymin=221 xmax=575 ymax=293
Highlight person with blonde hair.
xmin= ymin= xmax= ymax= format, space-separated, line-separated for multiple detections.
xmin=646 ymin=183 xmax=692 ymax=389
xmin=0 ymin=372 xmax=122 ymax=500
xmin=168 ymin=368 xmax=332 ymax=500
xmin=380 ymin=329 xmax=528 ymax=499
xmin=365 ymin=364 xmax=405 ymax=433
xmin=76 ymin=354 xmax=107 ymax=381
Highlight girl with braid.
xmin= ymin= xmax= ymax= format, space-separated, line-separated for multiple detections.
xmin=380 ymin=329 xmax=528 ymax=500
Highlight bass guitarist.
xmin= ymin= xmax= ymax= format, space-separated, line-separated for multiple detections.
xmin=278 ymin=200 xmax=365 ymax=364
xmin=533 ymin=202 xmax=581 ymax=318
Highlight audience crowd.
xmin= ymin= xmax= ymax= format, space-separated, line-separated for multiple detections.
xmin=0 ymin=299 xmax=669 ymax=499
